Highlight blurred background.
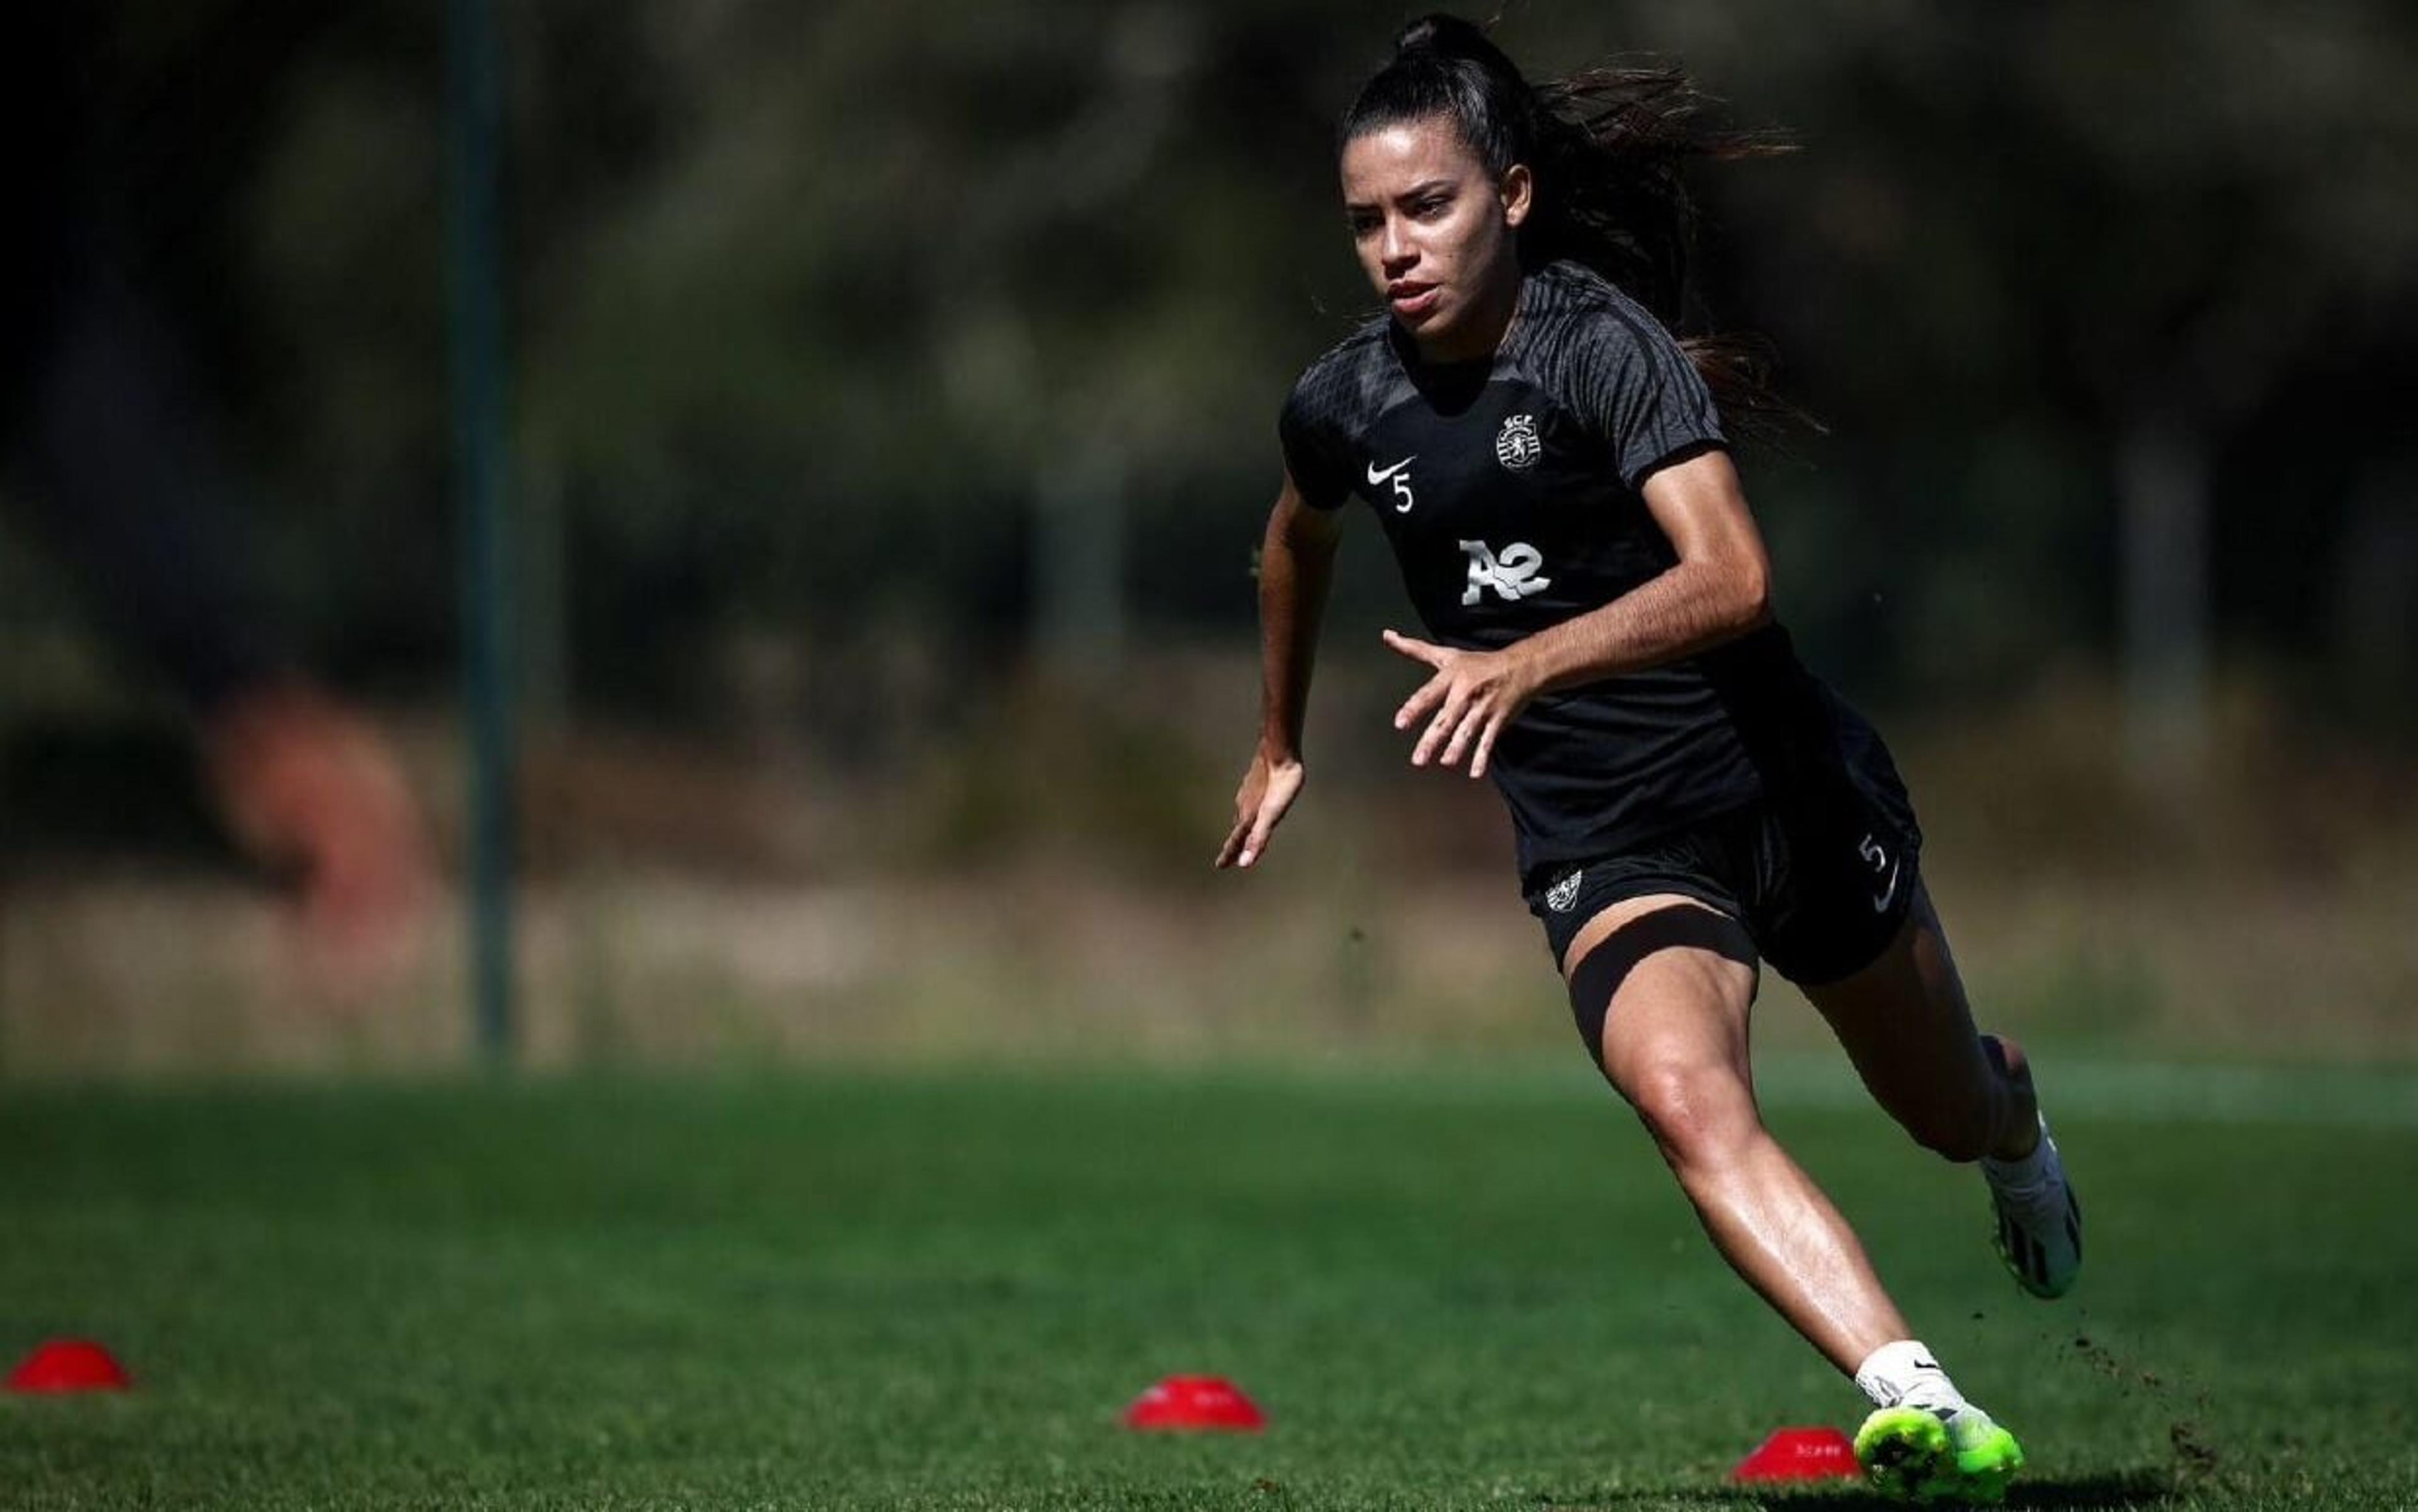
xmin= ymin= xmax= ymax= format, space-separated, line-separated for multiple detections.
xmin=3 ymin=0 xmax=2413 ymax=1081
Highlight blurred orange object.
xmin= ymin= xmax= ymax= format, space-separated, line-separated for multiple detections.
xmin=202 ymin=683 xmax=436 ymax=977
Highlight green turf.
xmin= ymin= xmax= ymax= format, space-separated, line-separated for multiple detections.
xmin=3 ymin=1060 xmax=2414 ymax=1509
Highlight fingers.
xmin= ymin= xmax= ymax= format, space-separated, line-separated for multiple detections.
xmin=1411 ymin=683 xmax=1472 ymax=766
xmin=1393 ymin=669 xmax=1450 ymax=734
xmin=1468 ymin=712 xmax=1506 ymax=781
xmin=1237 ymin=775 xmax=1298 ymax=867
xmin=1239 ymin=799 xmax=1281 ymax=868
xmin=1214 ymin=812 xmax=1252 ymax=868
xmin=1218 ymin=764 xmax=1300 ymax=870
xmin=1382 ymin=628 xmax=1445 ymax=667
xmin=1384 ymin=637 xmax=1522 ymax=777
xmin=1437 ymin=697 xmax=1490 ymax=770
xmin=1388 ymin=632 xmax=1463 ymax=732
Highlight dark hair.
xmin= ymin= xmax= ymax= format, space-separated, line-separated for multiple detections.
xmin=1342 ymin=14 xmax=1805 ymax=433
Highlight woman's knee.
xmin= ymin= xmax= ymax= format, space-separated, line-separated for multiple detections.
xmin=1982 ymin=1033 xmax=2031 ymax=1090
xmin=1622 ymin=1057 xmax=1761 ymax=1172
xmin=1886 ymin=1042 xmax=2030 ymax=1163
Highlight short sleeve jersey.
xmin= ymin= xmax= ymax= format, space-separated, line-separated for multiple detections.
xmin=1278 ymin=259 xmax=1829 ymax=886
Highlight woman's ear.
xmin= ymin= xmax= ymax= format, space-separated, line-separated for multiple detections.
xmin=1500 ymin=163 xmax=1534 ymax=229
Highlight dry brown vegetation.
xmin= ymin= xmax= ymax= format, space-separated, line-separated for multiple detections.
xmin=4 ymin=656 xmax=2412 ymax=1080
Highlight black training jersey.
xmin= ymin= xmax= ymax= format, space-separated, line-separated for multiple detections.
xmin=1278 ymin=259 xmax=1836 ymax=885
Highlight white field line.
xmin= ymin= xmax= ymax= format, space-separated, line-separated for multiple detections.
xmin=1749 ymin=1053 xmax=2418 ymax=1130
xmin=1250 ymin=1053 xmax=2418 ymax=1129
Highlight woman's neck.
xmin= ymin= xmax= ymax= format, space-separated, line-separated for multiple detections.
xmin=1409 ymin=261 xmax=1525 ymax=365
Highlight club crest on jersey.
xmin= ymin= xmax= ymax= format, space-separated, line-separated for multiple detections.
xmin=1460 ymin=539 xmax=1552 ymax=605
xmin=1545 ymin=867 xmax=1584 ymax=914
xmin=1494 ymin=412 xmax=1541 ymax=472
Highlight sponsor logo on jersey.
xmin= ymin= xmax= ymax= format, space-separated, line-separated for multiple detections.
xmin=1366 ymin=455 xmax=1417 ymax=513
xmin=1459 ymin=540 xmax=1552 ymax=605
xmin=1494 ymin=412 xmax=1541 ymax=471
xmin=1545 ymin=867 xmax=1584 ymax=914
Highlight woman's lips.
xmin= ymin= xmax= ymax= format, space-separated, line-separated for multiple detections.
xmin=1389 ymin=284 xmax=1442 ymax=319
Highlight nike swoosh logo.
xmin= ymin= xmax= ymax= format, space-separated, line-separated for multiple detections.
xmin=1365 ymin=456 xmax=1415 ymax=484
xmin=1871 ymin=855 xmax=1902 ymax=913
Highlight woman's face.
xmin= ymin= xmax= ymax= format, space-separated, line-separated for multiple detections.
xmin=1339 ymin=114 xmax=1531 ymax=361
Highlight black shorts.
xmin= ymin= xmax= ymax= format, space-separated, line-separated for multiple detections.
xmin=1523 ymin=739 xmax=1924 ymax=988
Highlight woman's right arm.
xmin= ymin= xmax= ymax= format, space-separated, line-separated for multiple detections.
xmin=1215 ymin=468 xmax=1343 ymax=869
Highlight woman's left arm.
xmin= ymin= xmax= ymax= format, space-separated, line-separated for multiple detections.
xmin=1385 ymin=447 xmax=1774 ymax=778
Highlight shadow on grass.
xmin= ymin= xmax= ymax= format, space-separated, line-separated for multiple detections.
xmin=1547 ymin=1467 xmax=2175 ymax=1510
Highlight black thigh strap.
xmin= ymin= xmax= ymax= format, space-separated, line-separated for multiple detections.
xmin=1564 ymin=904 xmax=1757 ymax=1072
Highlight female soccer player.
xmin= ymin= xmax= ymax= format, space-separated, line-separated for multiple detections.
xmin=1214 ymin=16 xmax=2081 ymax=1503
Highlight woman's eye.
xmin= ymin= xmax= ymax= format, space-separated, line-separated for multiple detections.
xmin=1415 ymin=196 xmax=1450 ymax=218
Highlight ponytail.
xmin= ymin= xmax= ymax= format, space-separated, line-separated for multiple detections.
xmin=1343 ymin=14 xmax=1808 ymax=436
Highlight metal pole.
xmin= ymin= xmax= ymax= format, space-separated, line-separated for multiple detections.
xmin=446 ymin=0 xmax=515 ymax=1063
xmin=2118 ymin=414 xmax=2210 ymax=790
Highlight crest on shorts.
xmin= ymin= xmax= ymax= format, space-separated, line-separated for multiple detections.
xmin=1545 ymin=866 xmax=1584 ymax=914
xmin=1495 ymin=412 xmax=1542 ymax=471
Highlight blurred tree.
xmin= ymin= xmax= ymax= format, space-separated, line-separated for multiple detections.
xmin=9 ymin=0 xmax=2412 ymax=756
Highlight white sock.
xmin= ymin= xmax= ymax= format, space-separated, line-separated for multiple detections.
xmin=1981 ymin=1112 xmax=2057 ymax=1193
xmin=1854 ymin=1339 xmax=1968 ymax=1416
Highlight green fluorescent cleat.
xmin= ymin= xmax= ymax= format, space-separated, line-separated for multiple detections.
xmin=1853 ymin=1404 xmax=2025 ymax=1504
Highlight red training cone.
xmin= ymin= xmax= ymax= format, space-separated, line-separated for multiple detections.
xmin=7 ymin=1339 xmax=133 ymax=1394
xmin=1731 ymin=1426 xmax=1860 ymax=1483
xmin=1122 ymin=1374 xmax=1266 ymax=1431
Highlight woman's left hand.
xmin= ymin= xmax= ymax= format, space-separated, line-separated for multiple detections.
xmin=1382 ymin=628 xmax=1540 ymax=780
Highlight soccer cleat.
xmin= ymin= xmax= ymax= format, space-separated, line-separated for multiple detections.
xmin=1854 ymin=1404 xmax=2025 ymax=1504
xmin=1984 ymin=1113 xmax=2082 ymax=1299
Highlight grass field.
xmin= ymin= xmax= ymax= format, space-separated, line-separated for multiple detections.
xmin=3 ymin=1059 xmax=2415 ymax=1509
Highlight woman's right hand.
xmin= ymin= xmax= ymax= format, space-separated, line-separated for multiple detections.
xmin=1214 ymin=746 xmax=1305 ymax=870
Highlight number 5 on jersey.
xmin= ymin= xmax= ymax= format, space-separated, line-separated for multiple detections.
xmin=1366 ymin=455 xmax=1416 ymax=513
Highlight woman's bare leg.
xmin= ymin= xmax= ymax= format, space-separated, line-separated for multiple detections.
xmin=1797 ymin=879 xmax=2036 ymax=1166
xmin=1565 ymin=889 xmax=2035 ymax=1498
xmin=1563 ymin=894 xmax=1912 ymax=1373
